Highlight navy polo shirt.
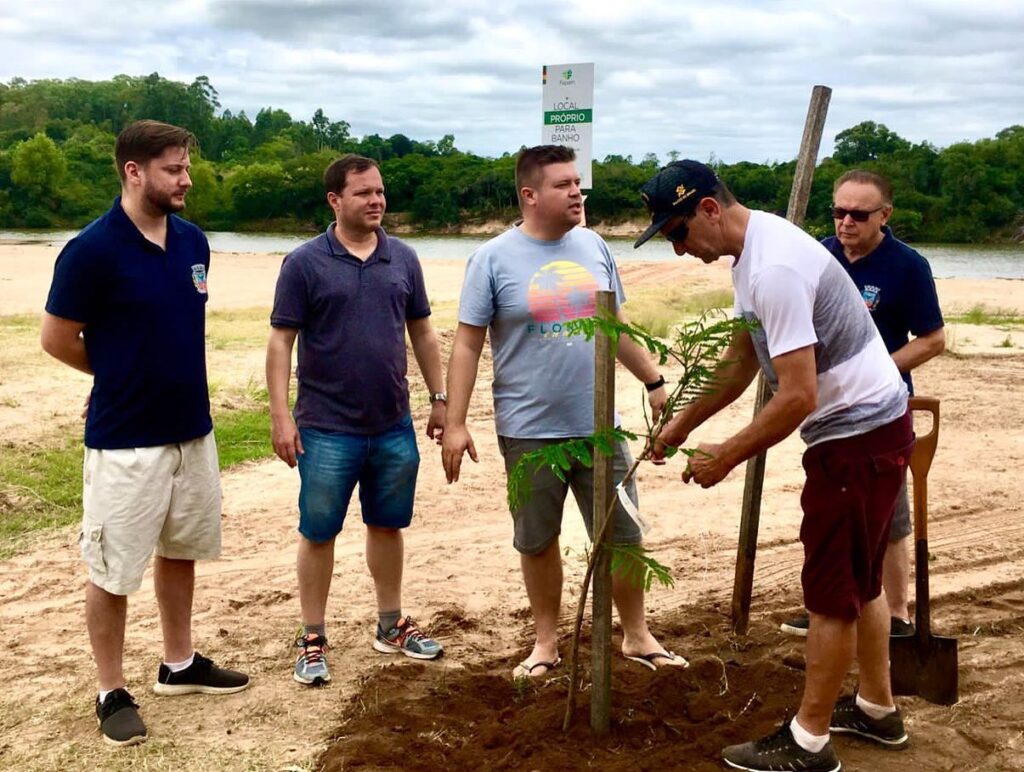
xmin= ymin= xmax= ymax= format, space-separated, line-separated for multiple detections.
xmin=270 ymin=225 xmax=431 ymax=435
xmin=822 ymin=227 xmax=944 ymax=395
xmin=45 ymin=198 xmax=213 ymax=449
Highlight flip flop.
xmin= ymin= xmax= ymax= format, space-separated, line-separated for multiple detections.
xmin=512 ymin=656 xmax=562 ymax=679
xmin=623 ymin=651 xmax=689 ymax=671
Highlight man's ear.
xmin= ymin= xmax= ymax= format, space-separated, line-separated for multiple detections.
xmin=697 ymin=196 xmax=720 ymax=221
xmin=122 ymin=160 xmax=142 ymax=186
xmin=520 ymin=186 xmax=536 ymax=207
xmin=879 ymin=205 xmax=894 ymax=226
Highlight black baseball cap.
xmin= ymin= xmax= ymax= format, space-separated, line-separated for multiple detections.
xmin=633 ymin=160 xmax=722 ymax=248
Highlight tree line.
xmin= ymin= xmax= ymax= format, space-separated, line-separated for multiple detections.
xmin=1 ymin=74 xmax=1022 ymax=242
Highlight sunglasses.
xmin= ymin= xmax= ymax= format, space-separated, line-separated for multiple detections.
xmin=663 ymin=219 xmax=690 ymax=244
xmin=831 ymin=206 xmax=883 ymax=222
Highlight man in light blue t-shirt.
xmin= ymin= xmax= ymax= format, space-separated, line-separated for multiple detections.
xmin=442 ymin=145 xmax=687 ymax=679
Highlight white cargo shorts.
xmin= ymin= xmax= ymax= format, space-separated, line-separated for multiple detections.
xmin=80 ymin=431 xmax=222 ymax=595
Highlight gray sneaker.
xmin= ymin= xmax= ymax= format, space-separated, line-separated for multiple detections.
xmin=723 ymin=720 xmax=841 ymax=771
xmin=830 ymin=694 xmax=909 ymax=748
xmin=96 ymin=688 xmax=147 ymax=747
xmin=373 ymin=616 xmax=443 ymax=660
xmin=293 ymin=633 xmax=331 ymax=686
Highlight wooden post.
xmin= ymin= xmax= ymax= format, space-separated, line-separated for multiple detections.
xmin=731 ymin=85 xmax=832 ymax=634
xmin=591 ymin=290 xmax=616 ymax=734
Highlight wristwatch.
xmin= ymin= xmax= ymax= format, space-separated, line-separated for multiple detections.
xmin=645 ymin=375 xmax=666 ymax=393
xmin=430 ymin=392 xmax=447 ymax=404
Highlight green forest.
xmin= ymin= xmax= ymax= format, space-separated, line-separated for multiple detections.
xmin=1 ymin=73 xmax=1022 ymax=242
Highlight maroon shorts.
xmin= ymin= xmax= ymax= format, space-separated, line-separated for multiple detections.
xmin=800 ymin=411 xmax=914 ymax=621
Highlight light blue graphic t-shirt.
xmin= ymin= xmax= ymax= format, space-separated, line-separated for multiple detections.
xmin=458 ymin=226 xmax=626 ymax=439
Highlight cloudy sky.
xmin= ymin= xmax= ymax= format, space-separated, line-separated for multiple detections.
xmin=1 ymin=0 xmax=1022 ymax=164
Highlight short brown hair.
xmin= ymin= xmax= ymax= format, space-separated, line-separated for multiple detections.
xmin=324 ymin=154 xmax=379 ymax=195
xmin=115 ymin=120 xmax=196 ymax=182
xmin=834 ymin=169 xmax=893 ymax=206
xmin=515 ymin=145 xmax=576 ymax=206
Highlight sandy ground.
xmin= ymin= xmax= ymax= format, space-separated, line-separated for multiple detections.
xmin=0 ymin=244 xmax=1023 ymax=770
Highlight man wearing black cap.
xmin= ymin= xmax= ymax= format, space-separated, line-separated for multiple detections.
xmin=638 ymin=161 xmax=914 ymax=771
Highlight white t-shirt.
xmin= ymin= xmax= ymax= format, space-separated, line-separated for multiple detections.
xmin=732 ymin=211 xmax=907 ymax=445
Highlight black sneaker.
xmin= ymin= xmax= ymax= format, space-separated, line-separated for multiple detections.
xmin=780 ymin=616 xmax=809 ymax=637
xmin=830 ymin=694 xmax=909 ymax=748
xmin=152 ymin=651 xmax=250 ymax=696
xmin=890 ymin=617 xmax=915 ymax=637
xmin=722 ymin=720 xmax=841 ymax=771
xmin=782 ymin=616 xmax=915 ymax=639
xmin=96 ymin=688 xmax=147 ymax=747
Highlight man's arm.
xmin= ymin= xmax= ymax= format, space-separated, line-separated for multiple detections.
xmin=686 ymin=343 xmax=817 ymax=487
xmin=406 ymin=315 xmax=447 ymax=442
xmin=441 ymin=322 xmax=487 ymax=483
xmin=653 ymin=329 xmax=761 ymax=458
xmin=40 ymin=312 xmax=91 ymax=375
xmin=614 ymin=309 xmax=668 ymax=422
xmin=891 ymin=327 xmax=945 ymax=373
xmin=266 ymin=326 xmax=302 ymax=467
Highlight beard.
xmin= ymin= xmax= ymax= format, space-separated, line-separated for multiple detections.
xmin=144 ymin=182 xmax=187 ymax=215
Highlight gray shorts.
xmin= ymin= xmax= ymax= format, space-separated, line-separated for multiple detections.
xmin=497 ymin=435 xmax=642 ymax=555
xmin=889 ymin=479 xmax=911 ymax=542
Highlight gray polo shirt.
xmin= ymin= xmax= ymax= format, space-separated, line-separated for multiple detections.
xmin=271 ymin=225 xmax=430 ymax=435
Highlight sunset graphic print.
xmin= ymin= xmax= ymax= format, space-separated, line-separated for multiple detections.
xmin=526 ymin=260 xmax=600 ymax=333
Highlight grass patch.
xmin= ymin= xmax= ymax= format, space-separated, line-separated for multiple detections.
xmin=624 ymin=287 xmax=735 ymax=338
xmin=427 ymin=299 xmax=459 ymax=330
xmin=0 ymin=398 xmax=276 ymax=557
xmin=205 ymin=306 xmax=273 ymax=350
xmin=947 ymin=304 xmax=1024 ymax=327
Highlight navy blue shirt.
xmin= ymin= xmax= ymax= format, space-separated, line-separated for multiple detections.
xmin=45 ymin=198 xmax=213 ymax=449
xmin=270 ymin=226 xmax=431 ymax=435
xmin=822 ymin=227 xmax=944 ymax=396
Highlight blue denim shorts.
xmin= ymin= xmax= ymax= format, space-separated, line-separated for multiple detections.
xmin=296 ymin=414 xmax=420 ymax=542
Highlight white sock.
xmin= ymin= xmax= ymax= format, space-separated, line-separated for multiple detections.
xmin=98 ymin=688 xmax=114 ymax=703
xmin=164 ymin=652 xmax=195 ymax=673
xmin=856 ymin=692 xmax=896 ymax=719
xmin=790 ymin=717 xmax=829 ymax=753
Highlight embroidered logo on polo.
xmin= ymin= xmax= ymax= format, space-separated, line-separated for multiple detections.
xmin=191 ymin=264 xmax=208 ymax=294
xmin=862 ymin=284 xmax=880 ymax=311
xmin=526 ymin=260 xmax=599 ymax=336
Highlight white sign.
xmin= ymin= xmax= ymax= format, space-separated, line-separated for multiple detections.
xmin=541 ymin=62 xmax=594 ymax=189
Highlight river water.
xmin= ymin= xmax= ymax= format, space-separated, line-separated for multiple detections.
xmin=6 ymin=230 xmax=1024 ymax=280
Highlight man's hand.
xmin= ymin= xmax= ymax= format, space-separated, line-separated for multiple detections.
xmin=648 ymin=383 xmax=668 ymax=425
xmin=441 ymin=424 xmax=478 ymax=483
xmin=682 ymin=442 xmax=733 ymax=488
xmin=81 ymin=393 xmax=91 ymax=419
xmin=649 ymin=417 xmax=688 ymax=466
xmin=427 ymin=402 xmax=446 ymax=445
xmin=271 ymin=414 xmax=304 ymax=468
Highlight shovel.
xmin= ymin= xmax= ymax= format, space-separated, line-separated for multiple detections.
xmin=889 ymin=396 xmax=959 ymax=705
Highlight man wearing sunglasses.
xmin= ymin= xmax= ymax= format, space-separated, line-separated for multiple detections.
xmin=637 ymin=160 xmax=914 ymax=772
xmin=781 ymin=171 xmax=945 ymax=643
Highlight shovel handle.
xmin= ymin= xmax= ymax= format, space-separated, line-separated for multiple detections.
xmin=908 ymin=396 xmax=939 ymax=542
xmin=908 ymin=396 xmax=939 ymax=639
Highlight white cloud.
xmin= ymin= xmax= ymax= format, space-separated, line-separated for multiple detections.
xmin=0 ymin=0 xmax=1021 ymax=162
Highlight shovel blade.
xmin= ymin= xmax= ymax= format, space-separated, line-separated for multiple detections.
xmin=890 ymin=634 xmax=959 ymax=705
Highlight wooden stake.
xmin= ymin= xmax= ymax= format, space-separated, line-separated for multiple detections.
xmin=591 ymin=290 xmax=616 ymax=734
xmin=731 ymin=85 xmax=832 ymax=635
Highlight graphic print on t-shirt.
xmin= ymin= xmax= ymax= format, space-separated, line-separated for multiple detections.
xmin=526 ymin=260 xmax=599 ymax=334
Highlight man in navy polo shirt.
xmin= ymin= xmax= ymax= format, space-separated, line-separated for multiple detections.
xmin=41 ymin=120 xmax=249 ymax=747
xmin=781 ymin=169 xmax=945 ymax=641
xmin=267 ymin=154 xmax=447 ymax=687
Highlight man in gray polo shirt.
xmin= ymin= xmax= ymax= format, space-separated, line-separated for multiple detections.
xmin=267 ymin=154 xmax=447 ymax=686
